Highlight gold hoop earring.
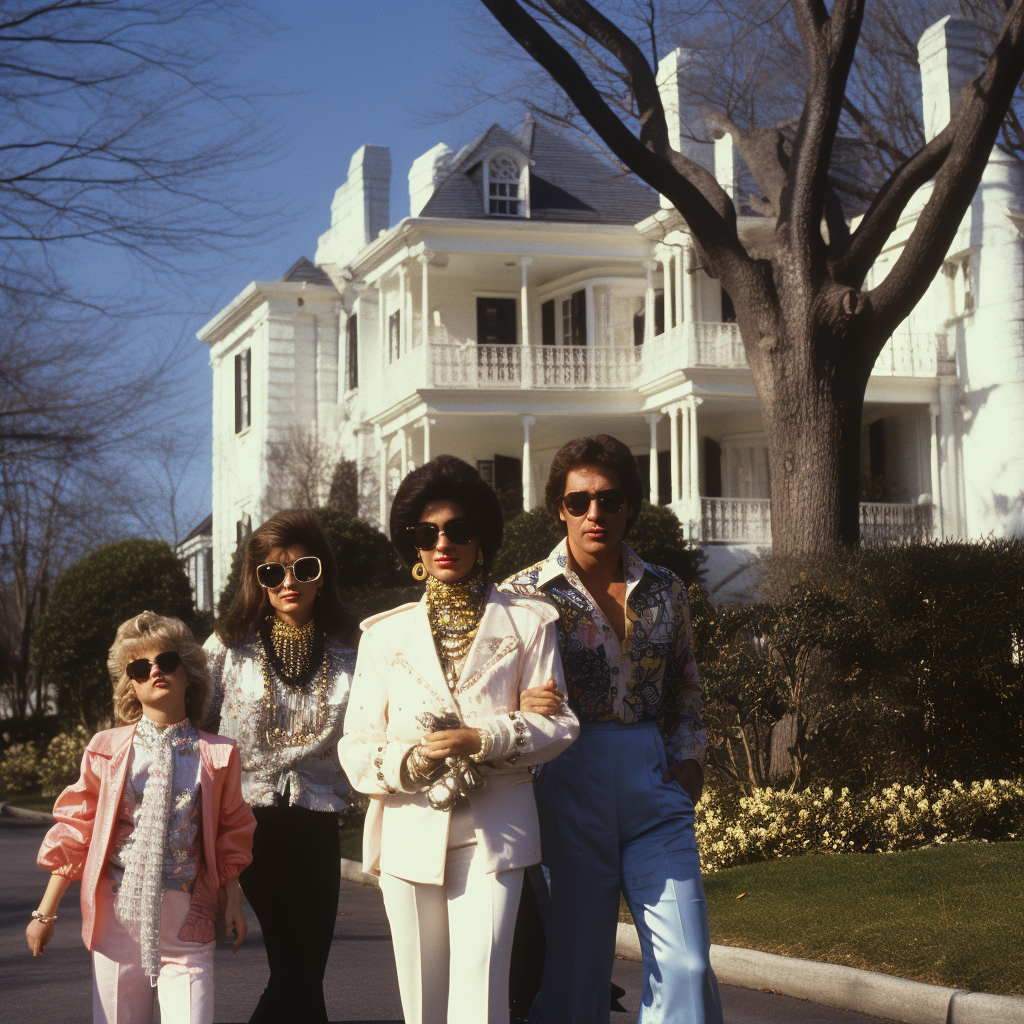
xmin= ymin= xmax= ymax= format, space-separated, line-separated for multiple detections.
xmin=412 ymin=561 xmax=428 ymax=581
xmin=476 ymin=549 xmax=484 ymax=566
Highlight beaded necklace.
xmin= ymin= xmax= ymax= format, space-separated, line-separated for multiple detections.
xmin=425 ymin=572 xmax=489 ymax=685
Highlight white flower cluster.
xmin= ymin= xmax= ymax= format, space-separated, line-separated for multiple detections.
xmin=695 ymin=778 xmax=1024 ymax=873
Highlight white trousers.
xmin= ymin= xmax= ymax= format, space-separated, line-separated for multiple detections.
xmin=91 ymin=883 xmax=215 ymax=1024
xmin=380 ymin=815 xmax=524 ymax=1024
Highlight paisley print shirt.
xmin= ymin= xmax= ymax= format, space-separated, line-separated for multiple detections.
xmin=500 ymin=540 xmax=706 ymax=766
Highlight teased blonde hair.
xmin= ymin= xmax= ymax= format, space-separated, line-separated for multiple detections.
xmin=108 ymin=611 xmax=212 ymax=726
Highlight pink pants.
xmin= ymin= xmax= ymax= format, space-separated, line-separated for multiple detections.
xmin=91 ymin=880 xmax=215 ymax=1024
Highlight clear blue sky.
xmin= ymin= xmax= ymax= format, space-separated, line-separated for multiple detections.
xmin=131 ymin=0 xmax=516 ymax=539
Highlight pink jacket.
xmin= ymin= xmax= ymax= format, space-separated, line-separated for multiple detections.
xmin=37 ymin=723 xmax=256 ymax=949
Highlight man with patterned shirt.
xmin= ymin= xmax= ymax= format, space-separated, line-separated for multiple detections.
xmin=501 ymin=434 xmax=723 ymax=1024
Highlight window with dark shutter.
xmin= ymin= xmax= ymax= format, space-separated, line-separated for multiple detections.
xmin=541 ymin=299 xmax=555 ymax=345
xmin=476 ymin=298 xmax=517 ymax=345
xmin=346 ymin=314 xmax=358 ymax=389
xmin=234 ymin=349 xmax=251 ymax=433
xmin=561 ymin=289 xmax=586 ymax=345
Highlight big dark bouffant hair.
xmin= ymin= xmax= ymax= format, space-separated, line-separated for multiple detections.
xmin=545 ymin=434 xmax=644 ymax=536
xmin=389 ymin=455 xmax=503 ymax=570
xmin=218 ymin=508 xmax=358 ymax=648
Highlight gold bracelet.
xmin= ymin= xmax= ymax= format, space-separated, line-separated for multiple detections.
xmin=31 ymin=910 xmax=57 ymax=924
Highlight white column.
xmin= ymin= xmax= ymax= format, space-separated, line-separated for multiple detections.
xmin=396 ymin=426 xmax=409 ymax=480
xmin=645 ymin=413 xmax=662 ymax=504
xmin=376 ymin=426 xmax=387 ymax=531
xmin=688 ymin=396 xmax=703 ymax=503
xmin=929 ymin=402 xmax=943 ymax=536
xmin=378 ymin=282 xmax=387 ymax=364
xmin=668 ymin=406 xmax=681 ymax=503
xmin=419 ymin=416 xmax=433 ymax=465
xmin=643 ymin=260 xmax=657 ymax=344
xmin=660 ymin=252 xmax=672 ymax=330
xmin=419 ymin=252 xmax=432 ymax=349
xmin=674 ymin=248 xmax=684 ymax=328
xmin=522 ymin=415 xmax=536 ymax=511
xmin=680 ymin=403 xmax=690 ymax=501
xmin=519 ymin=257 xmax=532 ymax=346
xmin=682 ymin=244 xmax=694 ymax=323
xmin=398 ymin=264 xmax=408 ymax=354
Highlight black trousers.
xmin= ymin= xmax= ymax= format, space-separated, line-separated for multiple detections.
xmin=241 ymin=804 xmax=341 ymax=1024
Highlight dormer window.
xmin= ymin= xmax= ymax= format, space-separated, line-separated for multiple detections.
xmin=484 ymin=152 xmax=529 ymax=217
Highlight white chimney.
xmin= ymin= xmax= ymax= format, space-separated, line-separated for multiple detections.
xmin=657 ymin=48 xmax=715 ymax=208
xmin=918 ymin=17 xmax=980 ymax=144
xmin=409 ymin=143 xmax=452 ymax=217
xmin=715 ymin=135 xmax=739 ymax=200
xmin=315 ymin=145 xmax=391 ymax=267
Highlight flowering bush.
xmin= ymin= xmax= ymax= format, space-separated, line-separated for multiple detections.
xmin=695 ymin=778 xmax=1024 ymax=873
xmin=0 ymin=742 xmax=40 ymax=795
xmin=38 ymin=727 xmax=90 ymax=797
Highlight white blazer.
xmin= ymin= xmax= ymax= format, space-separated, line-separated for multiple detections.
xmin=338 ymin=585 xmax=579 ymax=885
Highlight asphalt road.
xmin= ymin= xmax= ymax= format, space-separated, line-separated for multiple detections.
xmin=2 ymin=816 xmax=894 ymax=1023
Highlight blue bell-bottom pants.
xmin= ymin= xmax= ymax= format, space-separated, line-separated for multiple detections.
xmin=531 ymin=720 xmax=723 ymax=1024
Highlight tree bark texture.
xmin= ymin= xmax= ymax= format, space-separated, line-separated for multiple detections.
xmin=480 ymin=0 xmax=1024 ymax=554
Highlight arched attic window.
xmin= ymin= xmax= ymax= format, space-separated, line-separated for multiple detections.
xmin=484 ymin=151 xmax=529 ymax=217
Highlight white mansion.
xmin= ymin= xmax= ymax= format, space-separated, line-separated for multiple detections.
xmin=191 ymin=16 xmax=1024 ymax=606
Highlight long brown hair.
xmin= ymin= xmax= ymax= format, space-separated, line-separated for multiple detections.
xmin=217 ymin=509 xmax=358 ymax=648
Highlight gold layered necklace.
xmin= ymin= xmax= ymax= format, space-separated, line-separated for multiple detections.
xmin=426 ymin=573 xmax=489 ymax=685
xmin=255 ymin=616 xmax=330 ymax=750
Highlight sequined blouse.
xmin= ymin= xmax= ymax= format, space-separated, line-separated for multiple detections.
xmin=204 ymin=631 xmax=356 ymax=811
xmin=108 ymin=717 xmax=202 ymax=891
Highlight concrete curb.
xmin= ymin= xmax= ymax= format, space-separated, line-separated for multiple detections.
xmin=0 ymin=800 xmax=55 ymax=823
xmin=339 ymin=856 xmax=379 ymax=887
xmin=614 ymin=921 xmax=1024 ymax=1024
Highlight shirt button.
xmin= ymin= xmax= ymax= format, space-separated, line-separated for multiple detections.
xmin=612 ymin=667 xmax=619 ymax=675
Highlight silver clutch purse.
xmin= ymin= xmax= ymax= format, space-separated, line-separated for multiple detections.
xmin=416 ymin=711 xmax=485 ymax=812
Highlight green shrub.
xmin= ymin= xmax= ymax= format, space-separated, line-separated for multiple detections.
xmin=317 ymin=509 xmax=405 ymax=591
xmin=38 ymin=727 xmax=89 ymax=797
xmin=34 ymin=539 xmax=198 ymax=728
xmin=0 ymin=741 xmax=39 ymax=795
xmin=491 ymin=507 xmax=561 ymax=580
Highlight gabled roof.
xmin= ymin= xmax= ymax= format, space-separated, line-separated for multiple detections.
xmin=279 ymin=256 xmax=335 ymax=287
xmin=419 ymin=118 xmax=658 ymax=225
xmin=183 ymin=513 xmax=213 ymax=542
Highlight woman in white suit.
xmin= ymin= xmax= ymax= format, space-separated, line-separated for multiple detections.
xmin=339 ymin=455 xmax=578 ymax=1024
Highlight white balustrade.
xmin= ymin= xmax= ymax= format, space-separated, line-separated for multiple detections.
xmin=691 ymin=322 xmax=746 ymax=367
xmin=698 ymin=498 xmax=934 ymax=545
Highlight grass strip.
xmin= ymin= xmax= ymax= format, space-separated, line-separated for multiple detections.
xmin=621 ymin=842 xmax=1022 ymax=995
xmin=2 ymin=791 xmax=57 ymax=814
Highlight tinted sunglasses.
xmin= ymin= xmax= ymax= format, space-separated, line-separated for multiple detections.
xmin=561 ymin=488 xmax=627 ymax=517
xmin=126 ymin=651 xmax=182 ymax=682
xmin=256 ymin=555 xmax=323 ymax=589
xmin=407 ymin=518 xmax=477 ymax=549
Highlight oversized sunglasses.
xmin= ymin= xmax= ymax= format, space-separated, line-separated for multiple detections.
xmin=407 ymin=518 xmax=477 ymax=549
xmin=126 ymin=651 xmax=182 ymax=682
xmin=561 ymin=488 xmax=627 ymax=517
xmin=256 ymin=555 xmax=323 ymax=589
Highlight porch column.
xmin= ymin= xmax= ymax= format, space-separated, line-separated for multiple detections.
xmin=680 ymin=402 xmax=690 ymax=501
xmin=519 ymin=257 xmax=532 ymax=346
xmin=674 ymin=247 xmax=685 ymax=328
xmin=682 ymin=243 xmax=694 ymax=323
xmin=522 ymin=416 xmax=536 ymax=510
xmin=929 ymin=402 xmax=943 ymax=536
xmin=643 ymin=260 xmax=657 ymax=344
xmin=645 ymin=412 xmax=662 ymax=504
xmin=398 ymin=263 xmax=408 ymax=354
xmin=378 ymin=281 xmax=386 ymax=363
xmin=419 ymin=251 xmax=432 ymax=349
xmin=668 ymin=405 xmax=681 ymax=503
xmin=660 ymin=249 xmax=673 ymax=329
xmin=397 ymin=426 xmax=408 ymax=477
xmin=419 ymin=415 xmax=433 ymax=465
xmin=376 ymin=426 xmax=387 ymax=531
xmin=688 ymin=396 xmax=703 ymax=504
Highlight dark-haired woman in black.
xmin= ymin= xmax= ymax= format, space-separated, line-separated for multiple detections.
xmin=205 ymin=508 xmax=358 ymax=1024
xmin=339 ymin=455 xmax=578 ymax=1024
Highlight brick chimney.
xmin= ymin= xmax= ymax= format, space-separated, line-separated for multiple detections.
xmin=315 ymin=145 xmax=391 ymax=267
xmin=408 ymin=143 xmax=452 ymax=217
xmin=656 ymin=48 xmax=715 ymax=209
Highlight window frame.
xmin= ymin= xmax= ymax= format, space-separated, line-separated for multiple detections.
xmin=483 ymin=149 xmax=530 ymax=219
xmin=233 ymin=348 xmax=251 ymax=434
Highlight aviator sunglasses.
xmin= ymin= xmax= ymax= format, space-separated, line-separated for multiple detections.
xmin=256 ymin=555 xmax=323 ymax=589
xmin=407 ymin=518 xmax=477 ymax=550
xmin=561 ymin=488 xmax=627 ymax=517
xmin=126 ymin=651 xmax=182 ymax=682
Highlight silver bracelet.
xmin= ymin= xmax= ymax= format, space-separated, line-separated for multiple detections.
xmin=31 ymin=910 xmax=57 ymax=924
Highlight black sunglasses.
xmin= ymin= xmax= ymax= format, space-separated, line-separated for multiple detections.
xmin=407 ymin=518 xmax=477 ymax=550
xmin=256 ymin=555 xmax=323 ymax=589
xmin=561 ymin=488 xmax=628 ymax=517
xmin=126 ymin=651 xmax=182 ymax=682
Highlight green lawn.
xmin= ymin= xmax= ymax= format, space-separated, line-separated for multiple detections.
xmin=623 ymin=843 xmax=1022 ymax=996
xmin=2 ymin=791 xmax=56 ymax=814
xmin=339 ymin=826 xmax=362 ymax=863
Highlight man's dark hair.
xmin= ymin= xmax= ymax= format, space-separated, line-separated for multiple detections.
xmin=544 ymin=434 xmax=644 ymax=536
xmin=389 ymin=455 xmax=504 ymax=568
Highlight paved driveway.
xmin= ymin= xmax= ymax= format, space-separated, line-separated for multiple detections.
xmin=2 ymin=817 xmax=893 ymax=1023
